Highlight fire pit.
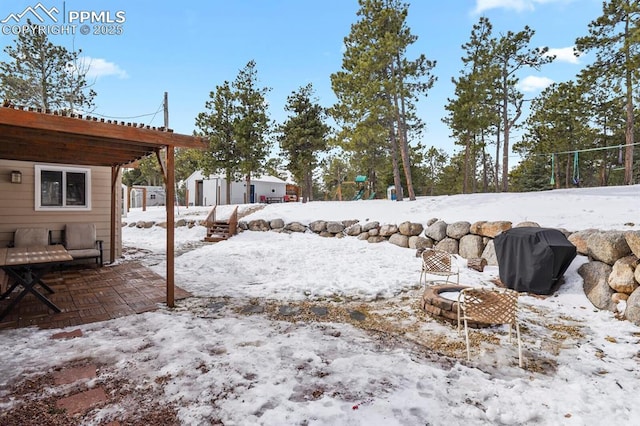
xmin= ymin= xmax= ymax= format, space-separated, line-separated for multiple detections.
xmin=421 ymin=284 xmax=488 ymax=328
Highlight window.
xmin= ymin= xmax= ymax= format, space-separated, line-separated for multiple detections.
xmin=35 ymin=165 xmax=91 ymax=211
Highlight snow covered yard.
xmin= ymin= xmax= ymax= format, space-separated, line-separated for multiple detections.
xmin=1 ymin=186 xmax=640 ymax=425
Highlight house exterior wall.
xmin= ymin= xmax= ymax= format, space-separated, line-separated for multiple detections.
xmin=184 ymin=171 xmax=286 ymax=206
xmin=253 ymin=179 xmax=286 ymax=202
xmin=0 ymin=159 xmax=119 ymax=263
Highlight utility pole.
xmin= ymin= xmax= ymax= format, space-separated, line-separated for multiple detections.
xmin=163 ymin=92 xmax=169 ymax=128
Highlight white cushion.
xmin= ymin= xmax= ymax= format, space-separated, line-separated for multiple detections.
xmin=14 ymin=228 xmax=49 ymax=247
xmin=67 ymin=248 xmax=100 ymax=259
xmin=65 ymin=223 xmax=96 ymax=250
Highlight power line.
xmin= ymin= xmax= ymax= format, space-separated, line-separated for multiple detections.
xmin=75 ymin=109 xmax=160 ymax=120
xmin=146 ymin=99 xmax=165 ymax=126
xmin=546 ymin=142 xmax=640 ymax=156
xmin=517 ymin=142 xmax=640 ymax=159
xmin=76 ymin=97 xmax=165 ymax=122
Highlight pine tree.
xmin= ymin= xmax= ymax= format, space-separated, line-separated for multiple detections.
xmin=444 ymin=17 xmax=500 ymax=194
xmin=577 ymin=72 xmax=626 ymax=185
xmin=515 ymin=82 xmax=595 ymax=189
xmin=320 ymin=154 xmax=353 ymax=200
xmin=575 ymin=0 xmax=640 ymax=185
xmin=233 ymin=60 xmax=272 ymax=203
xmin=423 ymin=147 xmax=448 ymax=196
xmin=493 ymin=25 xmax=554 ymax=192
xmin=195 ymin=81 xmax=240 ymax=204
xmin=278 ymin=84 xmax=329 ymax=202
xmin=331 ymin=0 xmax=436 ymax=201
xmin=0 ymin=22 xmax=95 ymax=112
xmin=195 ymin=61 xmax=272 ymax=204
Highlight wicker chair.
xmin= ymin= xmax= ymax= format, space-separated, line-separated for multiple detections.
xmin=457 ymin=287 xmax=523 ymax=367
xmin=419 ymin=248 xmax=460 ymax=286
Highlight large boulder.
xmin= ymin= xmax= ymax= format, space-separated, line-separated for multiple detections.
xmin=459 ymin=234 xmax=484 ymax=259
xmin=308 ymin=220 xmax=327 ymax=233
xmin=248 ymin=219 xmax=270 ymax=231
xmin=625 ymin=231 xmax=640 ymax=258
xmin=285 ymin=222 xmax=307 ymax=233
xmin=136 ymin=220 xmax=155 ymax=229
xmin=607 ymin=256 xmax=639 ymax=294
xmin=470 ymin=221 xmax=512 ymax=238
xmin=270 ymin=218 xmax=285 ymax=230
xmin=624 ymin=287 xmax=640 ymax=326
xmin=424 ymin=220 xmax=447 ymax=241
xmin=342 ymin=219 xmax=359 ymax=228
xmin=568 ymin=229 xmax=598 ymax=256
xmin=579 ymin=261 xmax=616 ymax=311
xmin=586 ymin=231 xmax=631 ymax=265
xmin=326 ymin=221 xmax=345 ymax=234
xmin=388 ymin=233 xmax=409 ymax=248
xmin=435 ymin=237 xmax=459 ymax=254
xmin=481 ymin=240 xmax=498 ymax=266
xmin=399 ymin=221 xmax=424 ymax=237
xmin=367 ymin=236 xmax=386 ymax=244
xmin=345 ymin=224 xmax=362 ymax=236
xmin=362 ymin=221 xmax=380 ymax=232
xmin=411 ymin=236 xmax=433 ymax=251
xmin=425 ymin=218 xmax=439 ymax=227
xmin=379 ymin=224 xmax=399 ymax=237
xmin=514 ymin=221 xmax=540 ymax=228
xmin=446 ymin=221 xmax=471 ymax=239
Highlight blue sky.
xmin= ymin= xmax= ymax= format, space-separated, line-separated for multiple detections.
xmin=0 ymin=0 xmax=604 ymax=158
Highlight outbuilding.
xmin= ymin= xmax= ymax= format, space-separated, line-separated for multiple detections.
xmin=184 ymin=171 xmax=287 ymax=205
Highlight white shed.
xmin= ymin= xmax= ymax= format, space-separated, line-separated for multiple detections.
xmin=130 ymin=185 xmax=166 ymax=207
xmin=183 ymin=171 xmax=287 ymax=206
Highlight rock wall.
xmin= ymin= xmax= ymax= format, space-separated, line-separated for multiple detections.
xmin=123 ymin=216 xmax=640 ymax=325
xmin=238 ymin=217 xmax=640 ymax=326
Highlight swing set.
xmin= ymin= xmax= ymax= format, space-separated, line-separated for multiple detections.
xmin=550 ymin=152 xmax=580 ymax=186
xmin=547 ymin=142 xmax=640 ymax=187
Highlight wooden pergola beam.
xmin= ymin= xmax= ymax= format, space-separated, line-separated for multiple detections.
xmin=0 ymin=106 xmax=207 ymax=310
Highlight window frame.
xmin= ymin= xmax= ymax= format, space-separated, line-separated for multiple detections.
xmin=35 ymin=164 xmax=92 ymax=211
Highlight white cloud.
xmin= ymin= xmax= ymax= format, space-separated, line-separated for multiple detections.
xmin=545 ymin=46 xmax=581 ymax=64
xmin=519 ymin=75 xmax=554 ymax=92
xmin=474 ymin=0 xmax=532 ymax=13
xmin=473 ymin=0 xmax=566 ymax=14
xmin=81 ymin=56 xmax=129 ymax=80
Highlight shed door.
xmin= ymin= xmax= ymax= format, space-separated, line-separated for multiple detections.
xmin=196 ymin=180 xmax=204 ymax=206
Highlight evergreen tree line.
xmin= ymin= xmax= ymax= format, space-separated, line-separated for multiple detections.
xmin=2 ymin=1 xmax=639 ymax=200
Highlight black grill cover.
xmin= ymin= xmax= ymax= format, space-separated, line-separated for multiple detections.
xmin=494 ymin=227 xmax=577 ymax=295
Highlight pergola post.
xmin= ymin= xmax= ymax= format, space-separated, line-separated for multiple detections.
xmin=165 ymin=147 xmax=175 ymax=307
xmin=110 ymin=166 xmax=121 ymax=264
xmin=0 ymin=106 xmax=206 ymax=310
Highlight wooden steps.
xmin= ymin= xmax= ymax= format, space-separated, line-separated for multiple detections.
xmin=205 ymin=222 xmax=232 ymax=242
xmin=203 ymin=206 xmax=238 ymax=242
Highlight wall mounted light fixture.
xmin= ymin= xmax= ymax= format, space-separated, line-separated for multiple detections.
xmin=10 ymin=170 xmax=22 ymax=184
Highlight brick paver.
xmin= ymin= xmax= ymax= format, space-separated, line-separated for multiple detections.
xmin=56 ymin=387 xmax=108 ymax=416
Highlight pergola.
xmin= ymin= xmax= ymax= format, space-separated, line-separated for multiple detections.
xmin=0 ymin=105 xmax=207 ymax=307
